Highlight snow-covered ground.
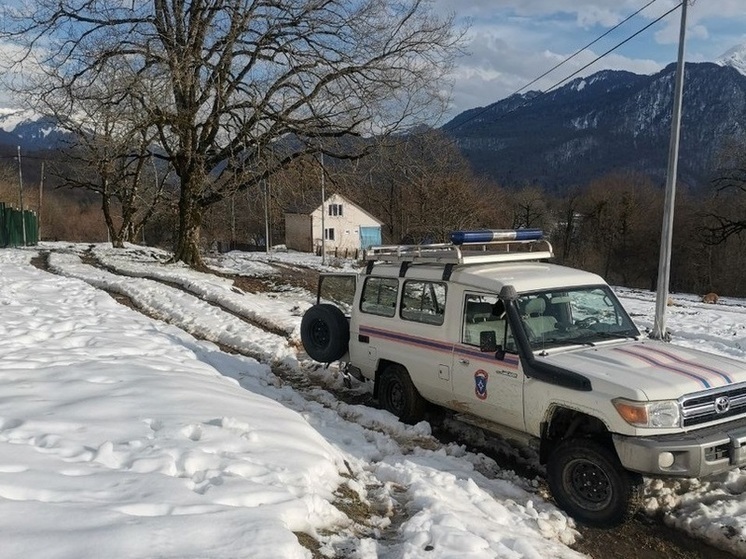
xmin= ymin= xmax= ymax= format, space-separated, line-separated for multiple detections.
xmin=1 ymin=243 xmax=746 ymax=558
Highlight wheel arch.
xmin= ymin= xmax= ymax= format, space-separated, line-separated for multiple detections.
xmin=539 ymin=405 xmax=613 ymax=464
xmin=373 ymin=358 xmax=401 ymax=399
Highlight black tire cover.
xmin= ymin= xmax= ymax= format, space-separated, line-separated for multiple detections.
xmin=300 ymin=304 xmax=350 ymax=362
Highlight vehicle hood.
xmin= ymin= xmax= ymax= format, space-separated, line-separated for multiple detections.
xmin=536 ymin=340 xmax=746 ymax=400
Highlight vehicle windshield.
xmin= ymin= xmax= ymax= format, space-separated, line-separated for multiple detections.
xmin=515 ymin=286 xmax=639 ymax=352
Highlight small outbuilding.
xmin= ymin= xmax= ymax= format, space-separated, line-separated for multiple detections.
xmin=284 ymin=193 xmax=383 ymax=254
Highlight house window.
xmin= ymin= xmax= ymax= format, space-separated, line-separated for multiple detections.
xmin=328 ymin=204 xmax=343 ymax=217
xmin=324 ymin=228 xmax=335 ymax=241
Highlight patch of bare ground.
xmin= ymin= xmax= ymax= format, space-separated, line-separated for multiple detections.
xmin=296 ymin=468 xmax=408 ymax=558
xmin=229 ymin=274 xmax=275 ymax=293
xmin=226 ymin=261 xmax=322 ymax=295
xmin=30 ymin=251 xmax=49 ymax=271
xmin=573 ymin=514 xmax=739 ymax=559
xmin=293 ymin=532 xmax=324 ymax=559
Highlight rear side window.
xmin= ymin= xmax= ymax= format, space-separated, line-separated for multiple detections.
xmin=318 ymin=274 xmax=357 ymax=315
xmin=401 ymin=280 xmax=446 ymax=325
xmin=361 ymin=277 xmax=399 ymax=317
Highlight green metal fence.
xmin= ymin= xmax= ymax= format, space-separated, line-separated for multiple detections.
xmin=0 ymin=202 xmax=39 ymax=247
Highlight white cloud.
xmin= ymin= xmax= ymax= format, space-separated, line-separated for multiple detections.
xmin=439 ymin=0 xmax=746 ymax=118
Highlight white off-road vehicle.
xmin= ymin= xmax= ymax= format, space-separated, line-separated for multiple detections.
xmin=301 ymin=229 xmax=746 ymax=527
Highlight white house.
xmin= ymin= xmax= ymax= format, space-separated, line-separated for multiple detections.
xmin=284 ymin=193 xmax=383 ymax=254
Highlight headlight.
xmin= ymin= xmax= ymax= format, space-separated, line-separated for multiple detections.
xmin=613 ymin=398 xmax=680 ymax=428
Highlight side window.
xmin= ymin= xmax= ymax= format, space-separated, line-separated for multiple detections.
xmin=461 ymin=293 xmax=516 ymax=352
xmin=400 ymin=280 xmax=446 ymax=325
xmin=318 ymin=274 xmax=356 ymax=315
xmin=360 ymin=277 xmax=399 ymax=317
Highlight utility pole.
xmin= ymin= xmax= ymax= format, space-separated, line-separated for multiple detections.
xmin=320 ymin=152 xmax=326 ymax=265
xmin=17 ymin=146 xmax=27 ymax=246
xmin=38 ymin=161 xmax=44 ymax=242
xmin=651 ymin=0 xmax=690 ymax=340
xmin=230 ymin=194 xmax=236 ymax=245
xmin=264 ymin=178 xmax=271 ymax=254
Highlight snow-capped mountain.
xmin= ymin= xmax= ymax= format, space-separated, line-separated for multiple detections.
xmin=716 ymin=43 xmax=746 ymax=76
xmin=0 ymin=108 xmax=74 ymax=150
xmin=443 ymin=60 xmax=746 ymax=190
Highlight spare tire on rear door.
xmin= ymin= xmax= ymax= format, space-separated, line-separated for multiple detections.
xmin=301 ymin=304 xmax=350 ymax=362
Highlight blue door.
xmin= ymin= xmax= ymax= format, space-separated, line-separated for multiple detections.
xmin=359 ymin=226 xmax=381 ymax=249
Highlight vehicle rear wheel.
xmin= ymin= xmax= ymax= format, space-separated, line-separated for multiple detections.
xmin=378 ymin=364 xmax=427 ymax=424
xmin=300 ymin=304 xmax=349 ymax=362
xmin=547 ymin=438 xmax=642 ymax=527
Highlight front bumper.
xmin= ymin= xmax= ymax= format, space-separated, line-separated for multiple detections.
xmin=613 ymin=419 xmax=746 ymax=478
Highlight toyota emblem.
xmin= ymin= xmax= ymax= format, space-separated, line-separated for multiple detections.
xmin=715 ymin=396 xmax=731 ymax=414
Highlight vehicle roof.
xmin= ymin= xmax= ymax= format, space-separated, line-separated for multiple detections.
xmin=367 ymin=260 xmax=606 ymax=294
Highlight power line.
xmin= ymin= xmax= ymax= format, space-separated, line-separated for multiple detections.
xmin=545 ymin=2 xmax=683 ymax=95
xmin=448 ymin=0 xmax=681 ymax=132
xmin=515 ymin=0 xmax=660 ymax=96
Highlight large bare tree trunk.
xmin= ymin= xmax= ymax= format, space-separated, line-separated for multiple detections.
xmin=173 ymin=179 xmax=205 ymax=267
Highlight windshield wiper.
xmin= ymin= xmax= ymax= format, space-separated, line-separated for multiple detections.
xmin=586 ymin=331 xmax=637 ymax=342
xmin=531 ymin=337 xmax=596 ymax=351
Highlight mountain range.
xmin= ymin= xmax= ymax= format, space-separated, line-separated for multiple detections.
xmin=0 ymin=109 xmax=73 ymax=152
xmin=2 ymin=45 xmax=746 ymax=192
xmin=442 ymin=44 xmax=746 ymax=191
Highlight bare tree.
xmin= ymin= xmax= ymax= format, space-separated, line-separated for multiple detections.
xmin=34 ymin=63 xmax=171 ymax=247
xmin=507 ymin=186 xmax=550 ymax=231
xmin=576 ymin=173 xmax=661 ymax=286
xmin=343 ymin=130 xmax=486 ymax=243
xmin=702 ymin=138 xmax=746 ymax=243
xmin=2 ymin=0 xmax=463 ymax=266
xmin=551 ymin=186 xmax=583 ymax=265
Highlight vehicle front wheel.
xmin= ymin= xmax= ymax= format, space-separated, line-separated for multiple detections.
xmin=378 ymin=364 xmax=427 ymax=424
xmin=546 ymin=438 xmax=642 ymax=528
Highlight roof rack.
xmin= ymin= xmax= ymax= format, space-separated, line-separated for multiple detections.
xmin=364 ymin=229 xmax=554 ymax=268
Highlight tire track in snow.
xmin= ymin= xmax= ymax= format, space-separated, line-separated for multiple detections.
xmin=34 ymin=251 xmax=455 ymax=556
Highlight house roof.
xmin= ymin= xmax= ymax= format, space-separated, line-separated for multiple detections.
xmin=284 ymin=193 xmax=383 ymax=225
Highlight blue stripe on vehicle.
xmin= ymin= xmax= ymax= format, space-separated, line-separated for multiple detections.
xmin=614 ymin=346 xmax=711 ymax=389
xmin=359 ymin=326 xmax=520 ymax=370
xmin=454 ymin=346 xmax=520 ymax=369
xmin=359 ymin=326 xmax=454 ymax=355
xmin=632 ymin=344 xmax=733 ymax=385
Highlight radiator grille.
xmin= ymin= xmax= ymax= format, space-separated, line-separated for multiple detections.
xmin=681 ymin=384 xmax=746 ymax=427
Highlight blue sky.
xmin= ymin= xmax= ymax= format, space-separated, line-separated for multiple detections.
xmin=438 ymin=0 xmax=746 ymax=118
xmin=1 ymin=1 xmax=744 ymax=124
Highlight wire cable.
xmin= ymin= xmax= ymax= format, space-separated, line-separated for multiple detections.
xmin=545 ymin=2 xmax=683 ymax=94
xmin=448 ymin=1 xmax=681 ymax=132
xmin=515 ymin=0 xmax=660 ymax=96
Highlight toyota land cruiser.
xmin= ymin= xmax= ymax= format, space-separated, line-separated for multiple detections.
xmin=300 ymin=229 xmax=746 ymax=526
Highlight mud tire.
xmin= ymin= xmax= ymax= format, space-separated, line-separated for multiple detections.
xmin=378 ymin=364 xmax=427 ymax=423
xmin=547 ymin=438 xmax=643 ymax=527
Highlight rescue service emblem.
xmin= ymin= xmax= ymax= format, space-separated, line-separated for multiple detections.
xmin=474 ymin=369 xmax=489 ymax=400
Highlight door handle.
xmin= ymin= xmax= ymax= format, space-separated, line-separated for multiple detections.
xmin=459 ymin=358 xmax=470 ymax=365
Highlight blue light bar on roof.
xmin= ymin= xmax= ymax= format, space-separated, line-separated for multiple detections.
xmin=449 ymin=229 xmax=543 ymax=245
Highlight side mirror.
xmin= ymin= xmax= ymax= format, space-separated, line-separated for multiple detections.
xmin=479 ymin=330 xmax=497 ymax=353
xmin=480 ymin=330 xmax=506 ymax=360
